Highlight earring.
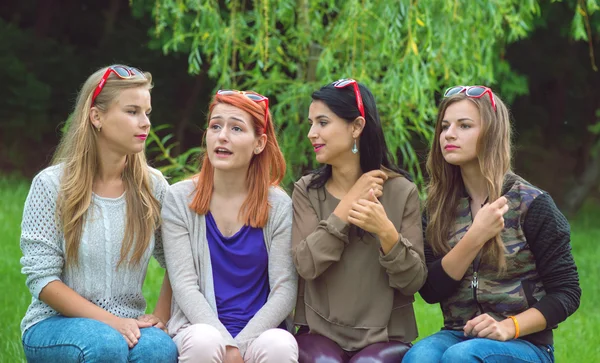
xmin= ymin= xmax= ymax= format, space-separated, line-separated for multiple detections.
xmin=351 ymin=139 xmax=358 ymax=154
xmin=95 ymin=125 xmax=101 ymax=132
xmin=255 ymin=148 xmax=260 ymax=154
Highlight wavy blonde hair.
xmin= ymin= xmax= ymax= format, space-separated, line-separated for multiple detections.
xmin=425 ymin=91 xmax=512 ymax=272
xmin=52 ymin=65 xmax=160 ymax=267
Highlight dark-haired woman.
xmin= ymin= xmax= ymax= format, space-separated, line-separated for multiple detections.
xmin=292 ymin=79 xmax=427 ymax=362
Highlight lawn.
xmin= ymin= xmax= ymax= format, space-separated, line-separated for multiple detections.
xmin=0 ymin=175 xmax=598 ymax=362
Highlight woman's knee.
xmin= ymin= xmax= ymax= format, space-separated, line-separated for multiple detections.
xmin=249 ymin=329 xmax=298 ymax=362
xmin=130 ymin=327 xmax=178 ymax=363
xmin=23 ymin=317 xmax=129 ymax=363
xmin=174 ymin=324 xmax=226 ymax=362
xmin=296 ymin=333 xmax=345 ymax=363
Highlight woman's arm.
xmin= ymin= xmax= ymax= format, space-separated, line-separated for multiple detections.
xmin=377 ymin=185 xmax=428 ymax=295
xmin=291 ymin=180 xmax=350 ymax=280
xmin=235 ymin=194 xmax=297 ymax=354
xmin=419 ymin=197 xmax=509 ymax=303
xmin=161 ymin=186 xmax=236 ymax=346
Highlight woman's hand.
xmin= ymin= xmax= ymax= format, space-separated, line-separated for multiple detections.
xmin=108 ymin=317 xmax=153 ymax=348
xmin=334 ymin=170 xmax=387 ymax=222
xmin=348 ymin=189 xmax=398 ymax=253
xmin=463 ymin=313 xmax=516 ymax=341
xmin=224 ymin=346 xmax=244 ymax=363
xmin=346 ymin=170 xmax=387 ymax=202
xmin=137 ymin=313 xmax=167 ymax=332
xmin=469 ymin=197 xmax=509 ymax=245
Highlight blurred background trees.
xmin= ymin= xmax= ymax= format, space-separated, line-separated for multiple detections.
xmin=1 ymin=0 xmax=599 ymax=215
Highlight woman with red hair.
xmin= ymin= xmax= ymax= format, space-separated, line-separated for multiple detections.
xmin=162 ymin=90 xmax=298 ymax=363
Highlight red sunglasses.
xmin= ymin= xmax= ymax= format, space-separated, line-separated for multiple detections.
xmin=91 ymin=65 xmax=145 ymax=105
xmin=444 ymin=85 xmax=497 ymax=111
xmin=216 ymin=90 xmax=270 ymax=134
xmin=332 ymin=78 xmax=365 ymax=118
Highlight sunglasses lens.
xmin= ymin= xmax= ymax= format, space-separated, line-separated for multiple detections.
xmin=444 ymin=86 xmax=464 ymax=97
xmin=245 ymin=94 xmax=264 ymax=101
xmin=334 ymin=79 xmax=352 ymax=87
xmin=466 ymin=87 xmax=486 ymax=97
xmin=112 ymin=66 xmax=131 ymax=78
xmin=130 ymin=67 xmax=144 ymax=77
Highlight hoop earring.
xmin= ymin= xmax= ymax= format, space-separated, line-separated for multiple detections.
xmin=351 ymin=139 xmax=358 ymax=154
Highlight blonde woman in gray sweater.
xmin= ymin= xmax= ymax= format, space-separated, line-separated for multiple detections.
xmin=19 ymin=65 xmax=177 ymax=363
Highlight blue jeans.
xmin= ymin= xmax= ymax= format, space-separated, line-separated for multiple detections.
xmin=402 ymin=330 xmax=554 ymax=363
xmin=22 ymin=316 xmax=178 ymax=363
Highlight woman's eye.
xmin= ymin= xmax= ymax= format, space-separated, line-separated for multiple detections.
xmin=232 ymin=126 xmax=243 ymax=132
xmin=128 ymin=110 xmax=137 ymax=115
xmin=319 ymin=121 xmax=327 ymax=127
xmin=441 ymin=125 xmax=449 ymax=130
xmin=210 ymin=124 xmax=221 ymax=130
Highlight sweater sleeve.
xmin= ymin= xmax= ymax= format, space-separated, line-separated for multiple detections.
xmin=524 ymin=193 xmax=581 ymax=328
xmin=161 ymin=186 xmax=236 ymax=346
xmin=418 ymin=213 xmax=462 ymax=304
xmin=235 ymin=192 xmax=298 ymax=353
xmin=291 ymin=180 xmax=350 ymax=280
xmin=151 ymin=170 xmax=169 ymax=268
xmin=378 ymin=184 xmax=427 ymax=295
xmin=20 ymin=173 xmax=64 ymax=299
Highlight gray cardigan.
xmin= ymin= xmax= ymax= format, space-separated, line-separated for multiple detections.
xmin=162 ymin=179 xmax=297 ymax=354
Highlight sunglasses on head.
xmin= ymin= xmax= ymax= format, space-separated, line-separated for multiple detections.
xmin=444 ymin=85 xmax=497 ymax=111
xmin=91 ymin=65 xmax=145 ymax=106
xmin=216 ymin=90 xmax=270 ymax=134
xmin=332 ymin=78 xmax=365 ymax=118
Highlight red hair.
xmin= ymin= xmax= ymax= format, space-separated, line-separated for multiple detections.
xmin=189 ymin=92 xmax=286 ymax=227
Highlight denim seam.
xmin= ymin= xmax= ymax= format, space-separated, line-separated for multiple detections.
xmin=23 ymin=341 xmax=85 ymax=362
xmin=480 ymin=352 xmax=539 ymax=363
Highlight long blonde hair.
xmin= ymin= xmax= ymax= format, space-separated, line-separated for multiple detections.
xmin=53 ymin=65 xmax=160 ymax=267
xmin=425 ymin=92 xmax=512 ymax=272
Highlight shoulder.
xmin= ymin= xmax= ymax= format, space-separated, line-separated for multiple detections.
xmin=147 ymin=166 xmax=169 ymax=195
xmin=32 ymin=164 xmax=65 ymax=194
xmin=268 ymin=186 xmax=292 ymax=212
xmin=166 ymin=178 xmax=196 ymax=200
xmin=294 ymin=174 xmax=316 ymax=191
xmin=503 ymin=174 xmax=546 ymax=211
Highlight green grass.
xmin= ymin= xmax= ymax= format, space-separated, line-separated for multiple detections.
xmin=1 ymin=175 xmax=598 ymax=362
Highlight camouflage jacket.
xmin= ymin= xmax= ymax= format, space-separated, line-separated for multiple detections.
xmin=420 ymin=174 xmax=581 ymax=346
xmin=441 ymin=177 xmax=546 ymax=329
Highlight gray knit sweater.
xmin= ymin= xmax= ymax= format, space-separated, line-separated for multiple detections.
xmin=20 ymin=164 xmax=169 ymax=335
xmin=162 ymin=179 xmax=297 ymax=354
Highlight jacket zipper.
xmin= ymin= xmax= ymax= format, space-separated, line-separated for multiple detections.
xmin=471 ymin=253 xmax=483 ymax=314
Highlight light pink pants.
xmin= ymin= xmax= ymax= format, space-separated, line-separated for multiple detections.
xmin=173 ymin=324 xmax=299 ymax=363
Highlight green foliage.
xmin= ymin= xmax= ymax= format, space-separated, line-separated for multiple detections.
xmin=132 ymin=0 xmax=594 ymax=187
xmin=147 ymin=125 xmax=204 ymax=182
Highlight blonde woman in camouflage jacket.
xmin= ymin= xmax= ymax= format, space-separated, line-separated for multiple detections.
xmin=402 ymin=86 xmax=580 ymax=363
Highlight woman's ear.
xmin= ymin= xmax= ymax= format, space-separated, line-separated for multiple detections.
xmin=89 ymin=107 xmax=102 ymax=130
xmin=352 ymin=116 xmax=366 ymax=138
xmin=254 ymin=133 xmax=268 ymax=154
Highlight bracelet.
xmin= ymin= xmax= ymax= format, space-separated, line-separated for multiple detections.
xmin=508 ymin=316 xmax=520 ymax=339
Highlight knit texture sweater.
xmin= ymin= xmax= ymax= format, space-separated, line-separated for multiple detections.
xmin=20 ymin=164 xmax=169 ymax=335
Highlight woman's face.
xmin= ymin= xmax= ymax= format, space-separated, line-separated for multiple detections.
xmin=93 ymin=87 xmax=152 ymax=157
xmin=307 ymin=100 xmax=356 ymax=166
xmin=206 ymin=103 xmax=266 ymax=173
xmin=439 ymin=99 xmax=482 ymax=167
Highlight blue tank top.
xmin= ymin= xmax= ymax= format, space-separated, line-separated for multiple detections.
xmin=205 ymin=212 xmax=270 ymax=337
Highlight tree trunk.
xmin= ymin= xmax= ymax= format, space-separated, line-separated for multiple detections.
xmin=175 ymin=73 xmax=206 ymax=155
xmin=563 ymin=147 xmax=600 ymax=217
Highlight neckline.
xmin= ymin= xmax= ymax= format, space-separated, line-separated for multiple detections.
xmin=206 ymin=212 xmax=247 ymax=238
